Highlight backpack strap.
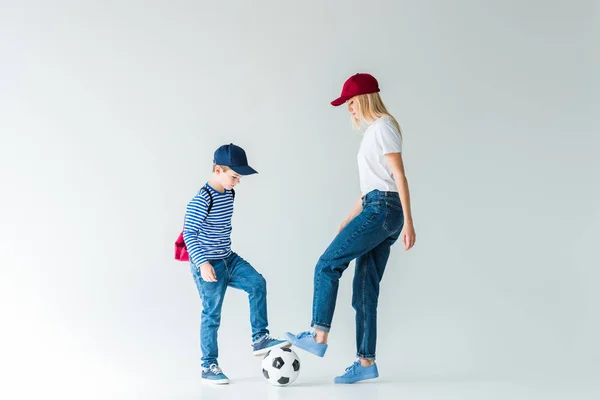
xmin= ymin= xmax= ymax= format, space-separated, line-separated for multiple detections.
xmin=200 ymin=186 xmax=235 ymax=222
xmin=200 ymin=186 xmax=214 ymax=222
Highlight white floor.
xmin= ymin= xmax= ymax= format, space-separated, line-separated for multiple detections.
xmin=143 ymin=378 xmax=599 ymax=400
xmin=4 ymin=368 xmax=598 ymax=399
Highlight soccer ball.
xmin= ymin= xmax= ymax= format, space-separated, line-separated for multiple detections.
xmin=261 ymin=347 xmax=300 ymax=386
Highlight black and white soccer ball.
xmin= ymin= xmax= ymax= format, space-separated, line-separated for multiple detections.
xmin=261 ymin=347 xmax=300 ymax=386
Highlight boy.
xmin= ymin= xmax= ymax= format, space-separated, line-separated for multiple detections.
xmin=183 ymin=143 xmax=289 ymax=384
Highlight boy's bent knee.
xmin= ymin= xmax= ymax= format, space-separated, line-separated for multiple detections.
xmin=254 ymin=275 xmax=267 ymax=293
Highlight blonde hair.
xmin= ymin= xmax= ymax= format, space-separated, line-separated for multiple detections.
xmin=351 ymin=92 xmax=402 ymax=136
xmin=212 ymin=164 xmax=231 ymax=172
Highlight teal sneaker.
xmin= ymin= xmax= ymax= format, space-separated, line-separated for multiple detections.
xmin=201 ymin=364 xmax=229 ymax=385
xmin=334 ymin=360 xmax=379 ymax=384
xmin=252 ymin=334 xmax=290 ymax=356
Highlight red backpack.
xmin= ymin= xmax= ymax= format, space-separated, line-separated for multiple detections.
xmin=174 ymin=187 xmax=235 ymax=261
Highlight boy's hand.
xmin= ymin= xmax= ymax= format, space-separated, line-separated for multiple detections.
xmin=200 ymin=262 xmax=217 ymax=282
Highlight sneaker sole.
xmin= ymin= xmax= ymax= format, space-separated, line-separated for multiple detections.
xmin=202 ymin=378 xmax=230 ymax=385
xmin=334 ymin=373 xmax=379 ymax=384
xmin=253 ymin=341 xmax=291 ymax=356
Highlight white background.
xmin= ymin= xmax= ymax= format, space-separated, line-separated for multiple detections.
xmin=1 ymin=1 xmax=598 ymax=399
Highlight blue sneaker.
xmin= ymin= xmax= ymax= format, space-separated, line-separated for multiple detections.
xmin=201 ymin=364 xmax=229 ymax=385
xmin=284 ymin=331 xmax=328 ymax=357
xmin=252 ymin=334 xmax=291 ymax=356
xmin=334 ymin=360 xmax=379 ymax=384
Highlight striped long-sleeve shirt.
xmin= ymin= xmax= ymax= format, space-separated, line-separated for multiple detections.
xmin=183 ymin=183 xmax=234 ymax=266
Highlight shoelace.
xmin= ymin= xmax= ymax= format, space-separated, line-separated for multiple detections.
xmin=262 ymin=334 xmax=277 ymax=342
xmin=344 ymin=361 xmax=361 ymax=374
xmin=209 ymin=364 xmax=223 ymax=375
xmin=296 ymin=331 xmax=315 ymax=339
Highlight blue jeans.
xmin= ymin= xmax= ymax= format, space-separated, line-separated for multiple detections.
xmin=311 ymin=190 xmax=404 ymax=360
xmin=191 ymin=252 xmax=269 ymax=368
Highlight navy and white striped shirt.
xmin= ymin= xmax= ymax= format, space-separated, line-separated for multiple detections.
xmin=183 ymin=183 xmax=234 ymax=266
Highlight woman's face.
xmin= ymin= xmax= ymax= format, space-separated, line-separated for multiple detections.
xmin=347 ymin=96 xmax=359 ymax=119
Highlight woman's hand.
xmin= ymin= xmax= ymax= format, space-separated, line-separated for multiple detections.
xmin=401 ymin=221 xmax=416 ymax=251
xmin=338 ymin=218 xmax=350 ymax=233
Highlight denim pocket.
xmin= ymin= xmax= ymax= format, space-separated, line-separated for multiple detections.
xmin=363 ymin=201 xmax=383 ymax=214
xmin=385 ymin=200 xmax=402 ymax=211
xmin=383 ymin=202 xmax=404 ymax=234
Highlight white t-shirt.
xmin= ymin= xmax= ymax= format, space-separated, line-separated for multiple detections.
xmin=357 ymin=116 xmax=403 ymax=195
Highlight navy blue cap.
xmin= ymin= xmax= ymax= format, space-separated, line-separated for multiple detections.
xmin=213 ymin=143 xmax=258 ymax=175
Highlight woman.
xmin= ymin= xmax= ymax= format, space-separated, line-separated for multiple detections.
xmin=286 ymin=73 xmax=416 ymax=384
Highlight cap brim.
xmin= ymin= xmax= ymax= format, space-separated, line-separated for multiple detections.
xmin=231 ymin=165 xmax=258 ymax=175
xmin=330 ymin=96 xmax=349 ymax=106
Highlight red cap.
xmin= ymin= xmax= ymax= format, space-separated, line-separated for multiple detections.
xmin=331 ymin=73 xmax=380 ymax=106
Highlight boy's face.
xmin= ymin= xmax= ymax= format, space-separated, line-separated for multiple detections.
xmin=216 ymin=167 xmax=242 ymax=190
